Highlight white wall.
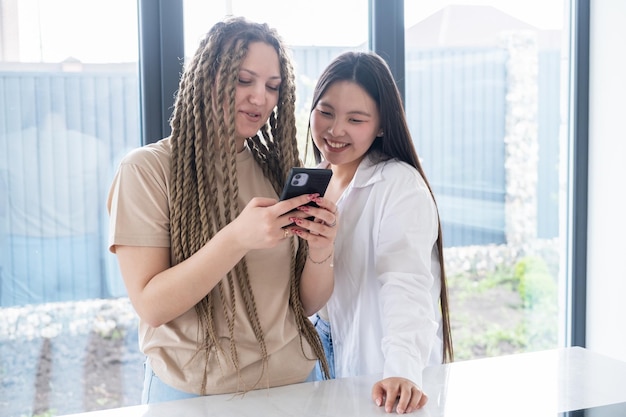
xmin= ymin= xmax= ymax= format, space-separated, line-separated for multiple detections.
xmin=586 ymin=0 xmax=626 ymax=362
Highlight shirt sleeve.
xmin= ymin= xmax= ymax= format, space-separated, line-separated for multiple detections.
xmin=107 ymin=156 xmax=171 ymax=252
xmin=374 ymin=164 xmax=440 ymax=387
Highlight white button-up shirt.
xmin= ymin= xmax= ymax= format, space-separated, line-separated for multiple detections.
xmin=322 ymin=153 xmax=443 ymax=387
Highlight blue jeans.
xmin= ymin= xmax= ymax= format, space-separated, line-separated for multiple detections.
xmin=312 ymin=314 xmax=336 ymax=381
xmin=142 ymin=361 xmax=199 ymax=404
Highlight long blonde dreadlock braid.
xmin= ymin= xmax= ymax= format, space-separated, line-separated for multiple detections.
xmin=168 ymin=16 xmax=330 ymax=394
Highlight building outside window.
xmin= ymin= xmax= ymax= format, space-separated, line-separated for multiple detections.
xmin=0 ymin=0 xmax=573 ymax=415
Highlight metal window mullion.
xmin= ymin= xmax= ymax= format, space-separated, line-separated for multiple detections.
xmin=369 ymin=0 xmax=405 ymax=105
xmin=137 ymin=0 xmax=184 ymax=145
xmin=568 ymin=0 xmax=590 ymax=348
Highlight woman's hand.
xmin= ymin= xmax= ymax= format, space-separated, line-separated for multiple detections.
xmin=227 ymin=193 xmax=331 ymax=251
xmin=289 ymin=195 xmax=338 ymax=254
xmin=372 ymin=377 xmax=428 ymax=414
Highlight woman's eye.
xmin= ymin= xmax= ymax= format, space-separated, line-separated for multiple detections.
xmin=267 ymin=85 xmax=280 ymax=92
xmin=317 ymin=109 xmax=332 ymax=117
xmin=238 ymin=78 xmax=252 ymax=85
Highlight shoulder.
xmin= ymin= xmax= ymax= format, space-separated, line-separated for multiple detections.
xmin=120 ymin=138 xmax=171 ymax=167
xmin=377 ymin=158 xmax=429 ymax=191
xmin=116 ymin=138 xmax=172 ymax=182
xmin=111 ymin=138 xmax=172 ymax=196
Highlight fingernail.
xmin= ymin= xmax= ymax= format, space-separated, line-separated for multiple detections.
xmin=376 ymin=398 xmax=382 ymax=406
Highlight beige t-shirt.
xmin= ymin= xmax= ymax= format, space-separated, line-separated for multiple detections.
xmin=107 ymin=138 xmax=315 ymax=394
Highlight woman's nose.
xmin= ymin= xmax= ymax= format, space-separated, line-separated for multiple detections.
xmin=249 ymin=86 xmax=266 ymax=105
xmin=328 ymin=120 xmax=344 ymax=137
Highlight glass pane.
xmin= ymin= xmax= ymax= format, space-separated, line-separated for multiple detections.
xmin=0 ymin=0 xmax=141 ymax=416
xmin=403 ymin=1 xmax=567 ymax=360
xmin=183 ymin=0 xmax=368 ymax=162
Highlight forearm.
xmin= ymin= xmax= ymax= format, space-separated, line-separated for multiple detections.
xmin=120 ymin=223 xmax=248 ymax=327
xmin=379 ymin=272 xmax=437 ymax=386
xmin=299 ymin=248 xmax=334 ymax=316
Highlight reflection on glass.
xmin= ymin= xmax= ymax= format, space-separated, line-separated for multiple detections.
xmin=0 ymin=1 xmax=141 ymax=415
xmin=1 ymin=103 xmax=109 ymax=306
xmin=403 ymin=1 xmax=566 ymax=360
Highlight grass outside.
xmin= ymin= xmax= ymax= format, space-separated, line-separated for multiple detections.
xmin=447 ymin=247 xmax=560 ymax=361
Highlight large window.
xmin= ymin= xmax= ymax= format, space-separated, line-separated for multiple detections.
xmin=0 ymin=1 xmax=141 ymax=416
xmin=0 ymin=0 xmax=579 ymax=416
xmin=403 ymin=0 xmax=568 ymax=359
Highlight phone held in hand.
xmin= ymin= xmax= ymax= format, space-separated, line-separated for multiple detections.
xmin=279 ymin=167 xmax=333 ymax=209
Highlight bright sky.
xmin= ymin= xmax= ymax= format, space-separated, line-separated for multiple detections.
xmin=15 ymin=0 xmax=565 ymax=64
xmin=404 ymin=0 xmax=565 ymax=29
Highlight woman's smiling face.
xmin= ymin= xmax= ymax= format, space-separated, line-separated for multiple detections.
xmin=232 ymin=41 xmax=282 ymax=149
xmin=310 ymin=80 xmax=381 ymax=170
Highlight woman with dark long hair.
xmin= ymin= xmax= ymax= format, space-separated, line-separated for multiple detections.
xmin=308 ymin=51 xmax=453 ymax=414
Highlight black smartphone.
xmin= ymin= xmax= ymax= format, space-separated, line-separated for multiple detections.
xmin=279 ymin=168 xmax=333 ymax=218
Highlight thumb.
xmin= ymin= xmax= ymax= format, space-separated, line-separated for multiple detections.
xmin=371 ymin=383 xmax=385 ymax=407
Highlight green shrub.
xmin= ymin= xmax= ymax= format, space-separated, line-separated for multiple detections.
xmin=513 ymin=256 xmax=559 ymax=350
xmin=514 ymin=256 xmax=557 ymax=309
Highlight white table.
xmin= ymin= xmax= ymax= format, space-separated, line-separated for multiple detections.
xmin=60 ymin=347 xmax=626 ymax=416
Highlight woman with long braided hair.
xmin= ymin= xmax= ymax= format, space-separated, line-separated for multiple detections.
xmin=107 ymin=17 xmax=335 ymax=403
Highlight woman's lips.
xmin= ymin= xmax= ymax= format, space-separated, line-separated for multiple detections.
xmin=241 ymin=110 xmax=261 ymax=121
xmin=326 ymin=138 xmax=348 ymax=151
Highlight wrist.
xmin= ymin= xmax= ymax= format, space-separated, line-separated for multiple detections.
xmin=217 ymin=222 xmax=249 ymax=255
xmin=308 ymin=249 xmax=334 ymax=267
